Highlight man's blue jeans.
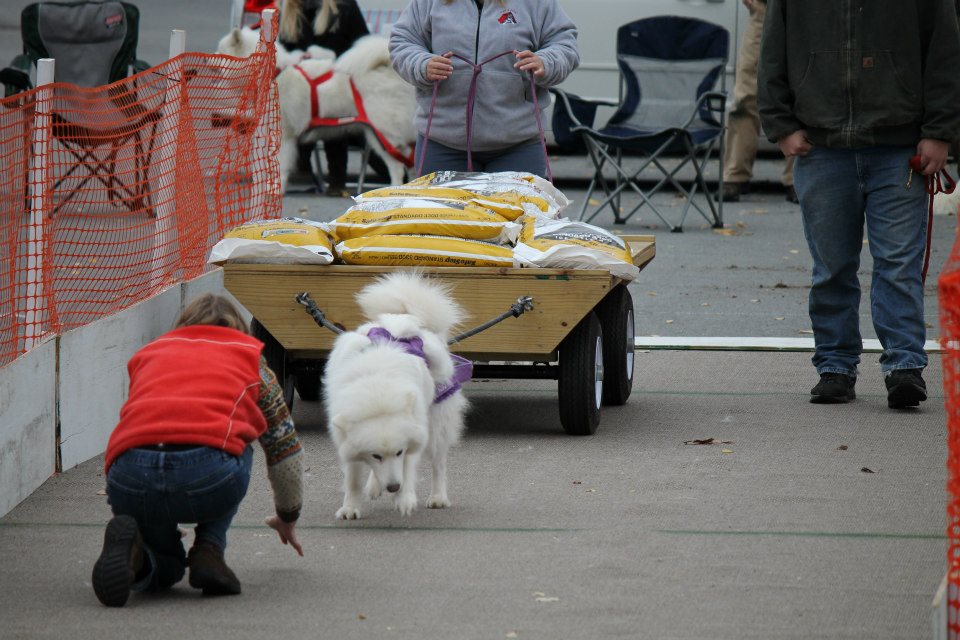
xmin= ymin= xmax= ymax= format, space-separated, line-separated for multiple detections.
xmin=106 ymin=446 xmax=253 ymax=591
xmin=793 ymin=145 xmax=929 ymax=377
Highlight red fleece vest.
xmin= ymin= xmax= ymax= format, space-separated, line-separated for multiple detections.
xmin=104 ymin=325 xmax=265 ymax=472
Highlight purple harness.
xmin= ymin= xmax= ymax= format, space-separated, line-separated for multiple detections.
xmin=367 ymin=328 xmax=473 ymax=403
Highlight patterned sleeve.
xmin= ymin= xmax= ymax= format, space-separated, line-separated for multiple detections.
xmin=257 ymin=357 xmax=304 ymax=522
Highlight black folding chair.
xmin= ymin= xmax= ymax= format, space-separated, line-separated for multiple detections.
xmin=1 ymin=0 xmax=160 ymax=217
xmin=551 ymin=16 xmax=729 ymax=232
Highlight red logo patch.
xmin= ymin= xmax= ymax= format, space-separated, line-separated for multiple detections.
xmin=105 ymin=13 xmax=123 ymax=28
xmin=498 ymin=11 xmax=517 ymax=24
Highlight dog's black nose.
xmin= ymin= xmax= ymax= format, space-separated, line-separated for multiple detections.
xmin=386 ymin=483 xmax=401 ymax=493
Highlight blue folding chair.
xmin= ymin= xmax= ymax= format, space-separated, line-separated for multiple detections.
xmin=551 ymin=16 xmax=729 ymax=231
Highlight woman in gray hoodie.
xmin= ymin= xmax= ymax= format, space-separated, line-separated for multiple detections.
xmin=390 ymin=0 xmax=579 ymax=177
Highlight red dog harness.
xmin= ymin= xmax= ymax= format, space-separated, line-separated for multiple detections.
xmin=292 ymin=65 xmax=415 ymax=168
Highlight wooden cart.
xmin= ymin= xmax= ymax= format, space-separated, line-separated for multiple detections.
xmin=221 ymin=235 xmax=655 ymax=435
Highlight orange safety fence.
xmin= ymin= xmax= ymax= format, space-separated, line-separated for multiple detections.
xmin=944 ymin=220 xmax=960 ymax=636
xmin=0 ymin=25 xmax=280 ymax=367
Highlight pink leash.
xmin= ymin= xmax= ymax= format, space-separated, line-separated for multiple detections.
xmin=416 ymin=50 xmax=553 ymax=182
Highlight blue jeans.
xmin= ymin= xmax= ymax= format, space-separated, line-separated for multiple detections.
xmin=415 ymin=135 xmax=547 ymax=178
xmin=106 ymin=446 xmax=253 ymax=591
xmin=793 ymin=145 xmax=929 ymax=377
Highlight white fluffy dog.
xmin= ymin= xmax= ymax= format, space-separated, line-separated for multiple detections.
xmin=323 ymin=273 xmax=470 ymax=520
xmin=217 ymin=28 xmax=416 ymax=192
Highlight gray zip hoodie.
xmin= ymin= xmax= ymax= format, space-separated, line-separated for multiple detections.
xmin=390 ymin=0 xmax=579 ymax=152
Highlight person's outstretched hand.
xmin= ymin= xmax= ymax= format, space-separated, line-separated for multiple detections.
xmin=778 ymin=130 xmax=812 ymax=157
xmin=514 ymin=50 xmax=545 ymax=77
xmin=916 ymin=138 xmax=949 ymax=176
xmin=425 ymin=53 xmax=454 ymax=82
xmin=265 ymin=516 xmax=304 ymax=556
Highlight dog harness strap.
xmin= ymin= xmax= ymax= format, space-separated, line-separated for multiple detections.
xmin=419 ymin=49 xmax=553 ymax=181
xmin=366 ymin=328 xmax=472 ymax=403
xmin=294 ymin=65 xmax=415 ymax=168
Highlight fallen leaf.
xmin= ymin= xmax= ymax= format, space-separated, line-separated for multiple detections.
xmin=789 ymin=249 xmax=800 ymax=254
xmin=713 ymin=228 xmax=736 ymax=236
xmin=358 ymin=614 xmax=366 ymax=620
xmin=861 ymin=467 xmax=875 ymax=474
xmin=721 ymin=449 xmax=734 ymax=454
xmin=735 ymin=221 xmax=748 ymax=228
xmin=701 ymin=302 xmax=711 ymax=307
xmin=585 ymin=489 xmax=596 ymax=493
xmin=750 ymin=299 xmax=760 ymax=303
xmin=95 ymin=489 xmax=107 ymax=496
xmin=774 ymin=317 xmax=785 ymax=321
xmin=506 ymin=633 xmax=519 ymax=639
xmin=535 ymin=596 xmax=560 ymax=603
xmin=647 ymin=291 xmax=658 ymax=297
xmin=836 ymin=445 xmax=848 ymax=451
xmin=665 ymin=319 xmax=674 ymax=324
xmin=588 ymin=198 xmax=600 ymax=206
xmin=684 ymin=438 xmax=734 ymax=445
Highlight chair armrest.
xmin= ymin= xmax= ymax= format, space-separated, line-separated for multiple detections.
xmin=2 ymin=54 xmax=34 ymax=97
xmin=680 ymin=90 xmax=727 ymax=128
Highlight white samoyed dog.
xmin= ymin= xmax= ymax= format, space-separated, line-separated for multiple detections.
xmin=217 ymin=27 xmax=416 ymax=192
xmin=323 ymin=272 xmax=470 ymax=520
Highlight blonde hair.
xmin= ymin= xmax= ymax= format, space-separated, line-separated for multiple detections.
xmin=175 ymin=294 xmax=249 ymax=334
xmin=281 ymin=0 xmax=340 ymax=42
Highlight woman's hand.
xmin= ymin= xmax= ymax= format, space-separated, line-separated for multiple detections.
xmin=265 ymin=515 xmax=304 ymax=556
xmin=514 ymin=50 xmax=545 ymax=77
xmin=425 ymin=53 xmax=454 ymax=82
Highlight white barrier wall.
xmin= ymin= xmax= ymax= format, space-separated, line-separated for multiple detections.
xmin=0 ymin=269 xmax=233 ymax=517
xmin=58 ymin=288 xmax=182 ymax=470
xmin=0 ymin=341 xmax=57 ymax=517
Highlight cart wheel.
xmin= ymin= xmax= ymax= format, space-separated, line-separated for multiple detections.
xmin=558 ymin=311 xmax=603 ymax=435
xmin=597 ymin=285 xmax=634 ymax=406
xmin=251 ymin=319 xmax=295 ymax=411
xmin=294 ymin=371 xmax=321 ymax=402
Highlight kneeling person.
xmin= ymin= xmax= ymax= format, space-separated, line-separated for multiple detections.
xmin=92 ymin=294 xmax=304 ymax=607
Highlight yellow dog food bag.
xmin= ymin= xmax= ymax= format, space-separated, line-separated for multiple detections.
xmin=514 ymin=219 xmax=639 ymax=281
xmin=208 ymin=217 xmax=335 ymax=265
xmin=330 ymin=198 xmax=520 ymax=243
xmin=336 ymin=235 xmax=517 ymax=268
xmin=356 ymin=187 xmax=528 ymax=221
xmin=406 ymin=171 xmax=571 ymax=217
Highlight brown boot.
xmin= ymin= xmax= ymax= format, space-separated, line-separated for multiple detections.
xmin=92 ymin=515 xmax=145 ymax=607
xmin=188 ymin=541 xmax=241 ymax=595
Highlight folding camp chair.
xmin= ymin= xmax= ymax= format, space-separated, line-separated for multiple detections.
xmin=551 ymin=16 xmax=729 ymax=232
xmin=1 ymin=0 xmax=160 ymax=217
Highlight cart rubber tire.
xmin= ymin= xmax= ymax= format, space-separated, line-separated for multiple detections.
xmin=294 ymin=370 xmax=321 ymax=402
xmin=597 ymin=285 xmax=635 ymax=406
xmin=251 ymin=319 xmax=295 ymax=411
xmin=558 ymin=311 xmax=604 ymax=436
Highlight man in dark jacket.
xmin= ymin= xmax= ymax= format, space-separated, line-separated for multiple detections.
xmin=758 ymin=0 xmax=960 ymax=408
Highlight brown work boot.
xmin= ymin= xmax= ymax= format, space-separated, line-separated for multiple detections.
xmin=188 ymin=541 xmax=241 ymax=596
xmin=721 ymin=182 xmax=748 ymax=202
xmin=92 ymin=515 xmax=145 ymax=607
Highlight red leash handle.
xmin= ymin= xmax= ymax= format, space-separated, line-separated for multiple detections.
xmin=909 ymin=154 xmax=956 ymax=285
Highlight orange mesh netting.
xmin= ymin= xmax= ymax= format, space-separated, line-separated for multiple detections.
xmin=0 ymin=25 xmax=280 ymax=367
xmin=942 ymin=216 xmax=960 ymax=635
